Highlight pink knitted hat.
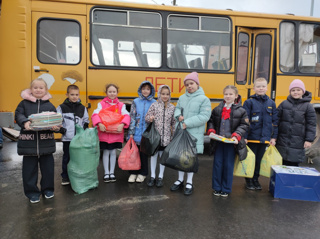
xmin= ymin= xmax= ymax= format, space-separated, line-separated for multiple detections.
xmin=289 ymin=79 xmax=305 ymax=93
xmin=184 ymin=72 xmax=200 ymax=85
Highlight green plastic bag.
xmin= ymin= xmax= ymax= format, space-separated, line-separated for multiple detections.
xmin=68 ymin=125 xmax=100 ymax=194
xmin=260 ymin=145 xmax=282 ymax=177
xmin=234 ymin=146 xmax=255 ymax=178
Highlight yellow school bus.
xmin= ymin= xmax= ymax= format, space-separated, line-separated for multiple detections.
xmin=1 ymin=0 xmax=320 ymax=137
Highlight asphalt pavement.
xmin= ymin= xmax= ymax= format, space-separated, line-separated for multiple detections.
xmin=1 ymin=138 xmax=320 ymax=239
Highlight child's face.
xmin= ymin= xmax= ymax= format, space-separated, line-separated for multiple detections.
xmin=160 ymin=88 xmax=170 ymax=103
xmin=107 ymin=86 xmax=118 ymax=100
xmin=31 ymin=81 xmax=47 ymax=99
xmin=141 ymin=85 xmax=151 ymax=98
xmin=253 ymin=81 xmax=268 ymax=95
xmin=224 ymin=89 xmax=237 ymax=105
xmin=290 ymin=87 xmax=304 ymax=99
xmin=67 ymin=89 xmax=80 ymax=103
xmin=184 ymin=80 xmax=198 ymax=94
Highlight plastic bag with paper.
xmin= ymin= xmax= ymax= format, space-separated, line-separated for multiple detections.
xmin=118 ymin=138 xmax=141 ymax=170
xmin=259 ymin=145 xmax=282 ymax=177
xmin=234 ymin=146 xmax=255 ymax=178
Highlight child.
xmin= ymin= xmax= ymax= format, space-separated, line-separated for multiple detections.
xmin=207 ymin=85 xmax=248 ymax=197
xmin=145 ymin=85 xmax=176 ymax=187
xmin=171 ymin=72 xmax=211 ymax=196
xmin=92 ymin=84 xmax=130 ymax=183
xmin=128 ymin=81 xmax=156 ymax=183
xmin=276 ymin=79 xmax=316 ymax=166
xmin=242 ymin=77 xmax=278 ymax=190
xmin=57 ymin=85 xmax=89 ymax=186
xmin=15 ymin=78 xmax=59 ymax=203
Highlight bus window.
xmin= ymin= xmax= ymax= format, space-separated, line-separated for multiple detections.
xmin=236 ymin=33 xmax=249 ymax=84
xmin=167 ymin=15 xmax=231 ymax=70
xmin=91 ymin=9 xmax=161 ymax=67
xmin=253 ymin=34 xmax=272 ymax=82
xmin=280 ymin=22 xmax=295 ymax=72
xmin=299 ymin=23 xmax=320 ymax=73
xmin=37 ymin=19 xmax=80 ymax=64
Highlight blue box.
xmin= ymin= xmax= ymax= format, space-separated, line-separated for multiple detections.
xmin=269 ymin=165 xmax=320 ymax=202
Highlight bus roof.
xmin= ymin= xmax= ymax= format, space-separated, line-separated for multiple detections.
xmin=40 ymin=0 xmax=320 ymax=21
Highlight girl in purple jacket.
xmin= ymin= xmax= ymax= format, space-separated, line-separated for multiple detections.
xmin=92 ymin=84 xmax=130 ymax=183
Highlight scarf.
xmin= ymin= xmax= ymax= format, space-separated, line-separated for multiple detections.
xmin=221 ymin=107 xmax=231 ymax=120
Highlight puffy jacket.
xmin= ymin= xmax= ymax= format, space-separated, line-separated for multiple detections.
xmin=276 ymin=91 xmax=316 ymax=163
xmin=207 ymin=95 xmax=249 ymax=160
xmin=243 ymin=94 xmax=278 ymax=142
xmin=92 ymin=97 xmax=130 ymax=144
xmin=56 ymin=98 xmax=89 ymax=141
xmin=15 ymin=89 xmax=56 ymax=156
xmin=145 ymin=85 xmax=176 ymax=147
xmin=128 ymin=81 xmax=156 ymax=144
xmin=174 ymin=86 xmax=211 ymax=154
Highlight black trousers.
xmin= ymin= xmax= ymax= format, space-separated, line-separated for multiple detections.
xmin=61 ymin=141 xmax=71 ymax=179
xmin=22 ymin=154 xmax=54 ymax=199
xmin=247 ymin=143 xmax=268 ymax=179
xmin=129 ymin=145 xmax=149 ymax=176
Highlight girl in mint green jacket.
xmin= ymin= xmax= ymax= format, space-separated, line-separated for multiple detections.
xmin=170 ymin=72 xmax=211 ymax=196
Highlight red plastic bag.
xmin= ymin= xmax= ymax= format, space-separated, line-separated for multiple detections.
xmin=98 ymin=105 xmax=124 ymax=133
xmin=118 ymin=138 xmax=141 ymax=170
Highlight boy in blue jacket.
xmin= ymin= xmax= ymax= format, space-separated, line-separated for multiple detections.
xmin=243 ymin=77 xmax=278 ymax=190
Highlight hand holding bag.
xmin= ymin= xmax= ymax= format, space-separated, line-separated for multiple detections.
xmin=98 ymin=105 xmax=124 ymax=134
xmin=140 ymin=122 xmax=161 ymax=156
xmin=118 ymin=138 xmax=141 ymax=170
xmin=259 ymin=145 xmax=282 ymax=177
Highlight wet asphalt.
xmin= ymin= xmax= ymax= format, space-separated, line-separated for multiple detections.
xmin=1 ymin=138 xmax=320 ymax=239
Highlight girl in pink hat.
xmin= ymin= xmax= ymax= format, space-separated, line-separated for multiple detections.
xmin=276 ymin=79 xmax=316 ymax=166
xmin=170 ymin=72 xmax=211 ymax=195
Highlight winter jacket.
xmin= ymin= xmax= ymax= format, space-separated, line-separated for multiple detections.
xmin=92 ymin=97 xmax=130 ymax=144
xmin=15 ymin=89 xmax=56 ymax=156
xmin=276 ymin=91 xmax=316 ymax=163
xmin=56 ymin=98 xmax=89 ymax=141
xmin=174 ymin=86 xmax=211 ymax=154
xmin=145 ymin=85 xmax=176 ymax=147
xmin=243 ymin=94 xmax=278 ymax=142
xmin=128 ymin=81 xmax=156 ymax=144
xmin=207 ymin=95 xmax=249 ymax=161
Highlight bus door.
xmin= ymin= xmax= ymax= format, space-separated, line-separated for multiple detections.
xmin=31 ymin=12 xmax=87 ymax=105
xmin=235 ymin=27 xmax=275 ymax=101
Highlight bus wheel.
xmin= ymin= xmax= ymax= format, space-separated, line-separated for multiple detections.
xmin=305 ymin=111 xmax=320 ymax=164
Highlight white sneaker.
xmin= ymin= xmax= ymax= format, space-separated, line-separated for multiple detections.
xmin=128 ymin=174 xmax=137 ymax=183
xmin=136 ymin=174 xmax=146 ymax=183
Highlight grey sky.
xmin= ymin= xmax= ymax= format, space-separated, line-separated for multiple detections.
xmin=116 ymin=0 xmax=320 ymax=17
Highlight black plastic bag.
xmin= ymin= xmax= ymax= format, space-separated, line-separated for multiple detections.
xmin=160 ymin=123 xmax=199 ymax=173
xmin=140 ymin=122 xmax=161 ymax=156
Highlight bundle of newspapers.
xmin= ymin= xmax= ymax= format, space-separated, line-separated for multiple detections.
xmin=28 ymin=112 xmax=62 ymax=131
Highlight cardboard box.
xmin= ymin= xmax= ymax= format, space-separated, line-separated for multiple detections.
xmin=269 ymin=165 xmax=320 ymax=202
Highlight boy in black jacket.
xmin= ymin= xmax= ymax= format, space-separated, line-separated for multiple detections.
xmin=57 ymin=85 xmax=89 ymax=185
xmin=243 ymin=77 xmax=278 ymax=190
